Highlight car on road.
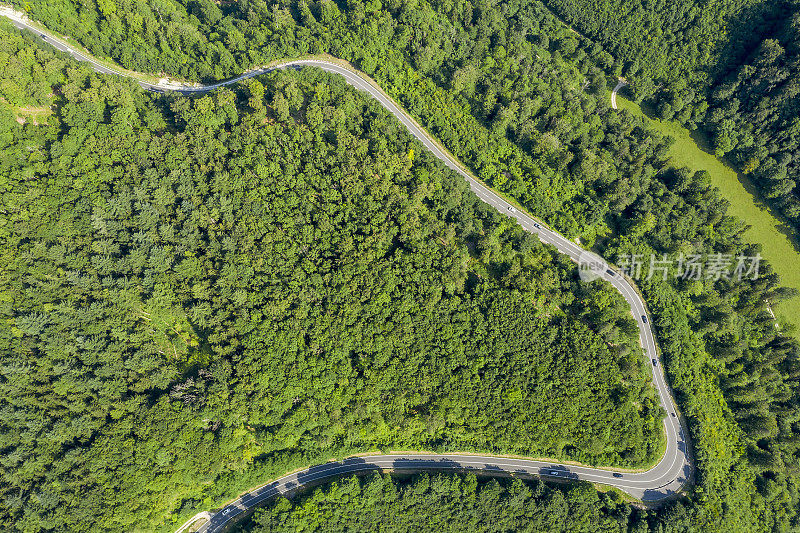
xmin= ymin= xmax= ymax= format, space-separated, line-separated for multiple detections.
xmin=40 ymin=34 xmax=46 ymax=39
xmin=533 ymin=222 xmax=541 ymax=229
xmin=671 ymin=412 xmax=677 ymax=417
xmin=222 ymin=508 xmax=231 ymax=515
xmin=606 ymin=269 xmax=615 ymax=276
xmin=507 ymin=205 xmax=516 ymax=213
xmin=642 ymin=315 xmax=648 ymax=323
xmin=612 ymin=472 xmax=623 ymax=478
xmin=652 ymin=358 xmax=658 ymax=366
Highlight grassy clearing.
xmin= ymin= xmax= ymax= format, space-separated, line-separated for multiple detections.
xmin=615 ymin=93 xmax=800 ymax=337
xmin=0 ymin=99 xmax=52 ymax=124
xmin=15 ymin=104 xmax=51 ymax=123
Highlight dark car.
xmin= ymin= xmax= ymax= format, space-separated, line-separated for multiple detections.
xmin=606 ymin=269 xmax=616 ymax=276
xmin=671 ymin=412 xmax=677 ymax=417
xmin=612 ymin=472 xmax=623 ymax=478
xmin=533 ymin=223 xmax=541 ymax=229
xmin=652 ymin=358 xmax=658 ymax=366
xmin=642 ymin=315 xmax=648 ymax=323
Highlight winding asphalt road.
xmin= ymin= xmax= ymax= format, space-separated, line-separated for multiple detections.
xmin=2 ymin=6 xmax=692 ymax=531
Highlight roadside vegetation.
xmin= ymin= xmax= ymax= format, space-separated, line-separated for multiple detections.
xmin=2 ymin=0 xmax=800 ymax=531
xmin=237 ymin=472 xmax=653 ymax=533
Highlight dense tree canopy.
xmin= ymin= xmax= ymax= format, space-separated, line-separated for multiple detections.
xmin=0 ymin=23 xmax=660 ymax=531
xmin=2 ymin=0 xmax=800 ymax=531
xmin=238 ymin=473 xmax=651 ymax=533
xmin=539 ymin=0 xmax=800 ymax=234
xmin=702 ymin=8 xmax=800 ymax=228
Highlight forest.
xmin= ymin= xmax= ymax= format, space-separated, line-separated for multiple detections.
xmin=539 ymin=0 xmax=800 ymax=235
xmin=2 ymin=0 xmax=800 ymax=531
xmin=238 ymin=472 xmax=657 ymax=532
xmin=0 ymin=20 xmax=658 ymax=531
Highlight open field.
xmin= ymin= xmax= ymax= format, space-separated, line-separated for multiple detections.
xmin=616 ymin=94 xmax=800 ymax=337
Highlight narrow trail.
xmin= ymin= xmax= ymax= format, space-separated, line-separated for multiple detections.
xmin=611 ymin=78 xmax=628 ymax=109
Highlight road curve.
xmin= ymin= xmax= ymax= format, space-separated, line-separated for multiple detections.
xmin=190 ymin=452 xmax=692 ymax=533
xmin=611 ymin=78 xmax=628 ymax=109
xmin=1 ymin=6 xmax=691 ymax=529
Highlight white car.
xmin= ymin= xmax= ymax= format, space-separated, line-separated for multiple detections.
xmin=507 ymin=205 xmax=516 ymax=213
